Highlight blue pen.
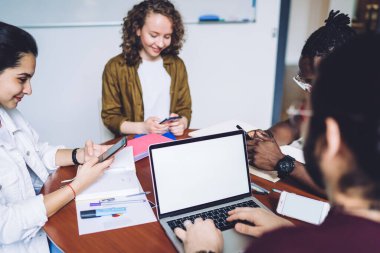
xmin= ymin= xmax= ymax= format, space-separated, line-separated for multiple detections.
xmin=90 ymin=199 xmax=146 ymax=207
xmin=80 ymin=207 xmax=126 ymax=219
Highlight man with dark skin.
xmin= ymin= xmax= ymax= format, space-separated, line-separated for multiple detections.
xmin=248 ymin=10 xmax=356 ymax=194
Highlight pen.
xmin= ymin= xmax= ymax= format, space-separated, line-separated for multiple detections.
xmin=61 ymin=177 xmax=75 ymax=184
xmin=80 ymin=207 xmax=126 ymax=219
xmin=236 ymin=125 xmax=253 ymax=140
xmin=250 ymin=182 xmax=270 ymax=194
xmin=100 ymin=191 xmax=151 ymax=202
xmin=251 ymin=185 xmax=266 ymax=194
xmin=272 ymin=188 xmax=283 ymax=194
xmin=90 ymin=199 xmax=146 ymax=207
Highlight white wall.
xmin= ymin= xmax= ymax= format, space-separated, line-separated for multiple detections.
xmin=2 ymin=0 xmax=281 ymax=147
xmin=19 ymin=26 xmax=120 ymax=146
xmin=285 ymin=0 xmax=330 ymax=65
xmin=329 ymin=0 xmax=356 ymax=19
xmin=181 ymin=0 xmax=280 ymax=129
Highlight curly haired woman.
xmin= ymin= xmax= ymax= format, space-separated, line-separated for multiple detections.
xmin=101 ymin=0 xmax=192 ymax=137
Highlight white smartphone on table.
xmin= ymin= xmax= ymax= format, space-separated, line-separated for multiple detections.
xmin=276 ymin=191 xmax=330 ymax=225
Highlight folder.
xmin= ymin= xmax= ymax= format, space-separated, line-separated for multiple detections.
xmin=127 ymin=134 xmax=173 ymax=162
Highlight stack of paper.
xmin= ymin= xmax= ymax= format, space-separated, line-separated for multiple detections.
xmin=76 ymin=147 xmax=139 ymax=201
xmin=127 ymin=134 xmax=173 ymax=161
xmin=75 ymin=181 xmax=157 ymax=235
xmin=189 ymin=120 xmax=257 ymax=138
xmin=75 ymin=146 xmax=157 ymax=235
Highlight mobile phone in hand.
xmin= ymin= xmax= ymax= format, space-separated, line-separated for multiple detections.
xmin=159 ymin=116 xmax=182 ymax=124
xmin=97 ymin=137 xmax=127 ymax=163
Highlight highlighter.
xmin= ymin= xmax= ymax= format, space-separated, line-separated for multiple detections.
xmin=80 ymin=207 xmax=126 ymax=219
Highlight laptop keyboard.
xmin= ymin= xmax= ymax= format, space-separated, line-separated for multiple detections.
xmin=167 ymin=200 xmax=259 ymax=232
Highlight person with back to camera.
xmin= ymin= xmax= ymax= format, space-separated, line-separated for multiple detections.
xmin=174 ymin=33 xmax=380 ymax=253
xmin=248 ymin=11 xmax=356 ymax=194
xmin=101 ymin=0 xmax=192 ymax=137
xmin=0 ymin=22 xmax=114 ymax=253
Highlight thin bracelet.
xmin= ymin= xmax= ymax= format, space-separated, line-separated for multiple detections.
xmin=67 ymin=184 xmax=76 ymax=199
xmin=72 ymin=148 xmax=82 ymax=165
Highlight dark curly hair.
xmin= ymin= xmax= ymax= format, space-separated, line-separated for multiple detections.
xmin=121 ymin=0 xmax=185 ymax=66
xmin=301 ymin=10 xmax=356 ymax=58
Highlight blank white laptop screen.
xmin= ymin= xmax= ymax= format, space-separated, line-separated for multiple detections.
xmin=151 ymin=134 xmax=250 ymax=215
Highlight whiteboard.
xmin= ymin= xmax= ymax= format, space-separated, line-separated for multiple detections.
xmin=172 ymin=0 xmax=256 ymax=23
xmin=0 ymin=0 xmax=283 ymax=147
xmin=0 ymin=0 xmax=256 ymax=26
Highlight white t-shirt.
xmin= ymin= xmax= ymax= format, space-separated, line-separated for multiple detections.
xmin=138 ymin=57 xmax=171 ymax=121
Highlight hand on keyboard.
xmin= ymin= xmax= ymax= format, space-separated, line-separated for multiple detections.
xmin=227 ymin=207 xmax=294 ymax=237
xmin=174 ymin=218 xmax=224 ymax=253
xmin=167 ymin=200 xmax=259 ymax=232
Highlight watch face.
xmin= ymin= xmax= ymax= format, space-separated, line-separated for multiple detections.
xmin=276 ymin=156 xmax=295 ymax=179
xmin=279 ymin=161 xmax=292 ymax=173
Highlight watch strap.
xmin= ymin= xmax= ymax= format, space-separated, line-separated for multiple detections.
xmin=72 ymin=148 xmax=82 ymax=165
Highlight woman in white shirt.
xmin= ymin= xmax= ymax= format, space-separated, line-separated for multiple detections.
xmin=0 ymin=22 xmax=113 ymax=253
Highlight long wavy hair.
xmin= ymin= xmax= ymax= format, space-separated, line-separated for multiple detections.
xmin=121 ymin=0 xmax=185 ymax=66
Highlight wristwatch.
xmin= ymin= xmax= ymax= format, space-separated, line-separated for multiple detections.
xmin=275 ymin=155 xmax=295 ymax=179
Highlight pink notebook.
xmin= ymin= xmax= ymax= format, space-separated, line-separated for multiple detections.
xmin=127 ymin=134 xmax=173 ymax=161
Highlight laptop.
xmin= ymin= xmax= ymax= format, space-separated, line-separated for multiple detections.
xmin=149 ymin=130 xmax=271 ymax=253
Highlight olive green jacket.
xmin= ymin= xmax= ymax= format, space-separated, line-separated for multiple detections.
xmin=101 ymin=54 xmax=192 ymax=136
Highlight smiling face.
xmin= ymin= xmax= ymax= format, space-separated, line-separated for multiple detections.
xmin=0 ymin=53 xmax=36 ymax=109
xmin=137 ymin=12 xmax=173 ymax=61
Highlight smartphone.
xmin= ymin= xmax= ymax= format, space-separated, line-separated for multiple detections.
xmin=97 ymin=137 xmax=127 ymax=163
xmin=276 ymin=191 xmax=330 ymax=225
xmin=159 ymin=116 xmax=182 ymax=124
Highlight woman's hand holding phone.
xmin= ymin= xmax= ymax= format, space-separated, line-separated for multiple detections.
xmin=71 ymin=137 xmax=128 ymax=194
xmin=143 ymin=116 xmax=168 ymax=134
xmin=165 ymin=113 xmax=188 ymax=136
xmin=74 ymin=140 xmax=112 ymax=164
xmin=142 ymin=114 xmax=187 ymax=135
xmin=71 ymin=157 xmax=114 ymax=195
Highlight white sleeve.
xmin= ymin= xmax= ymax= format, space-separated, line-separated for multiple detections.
xmin=0 ymin=194 xmax=47 ymax=245
xmin=37 ymin=142 xmax=64 ymax=171
xmin=27 ymin=120 xmax=65 ymax=171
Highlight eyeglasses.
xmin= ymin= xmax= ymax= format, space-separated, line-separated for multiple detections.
xmin=293 ymin=74 xmax=312 ymax=92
